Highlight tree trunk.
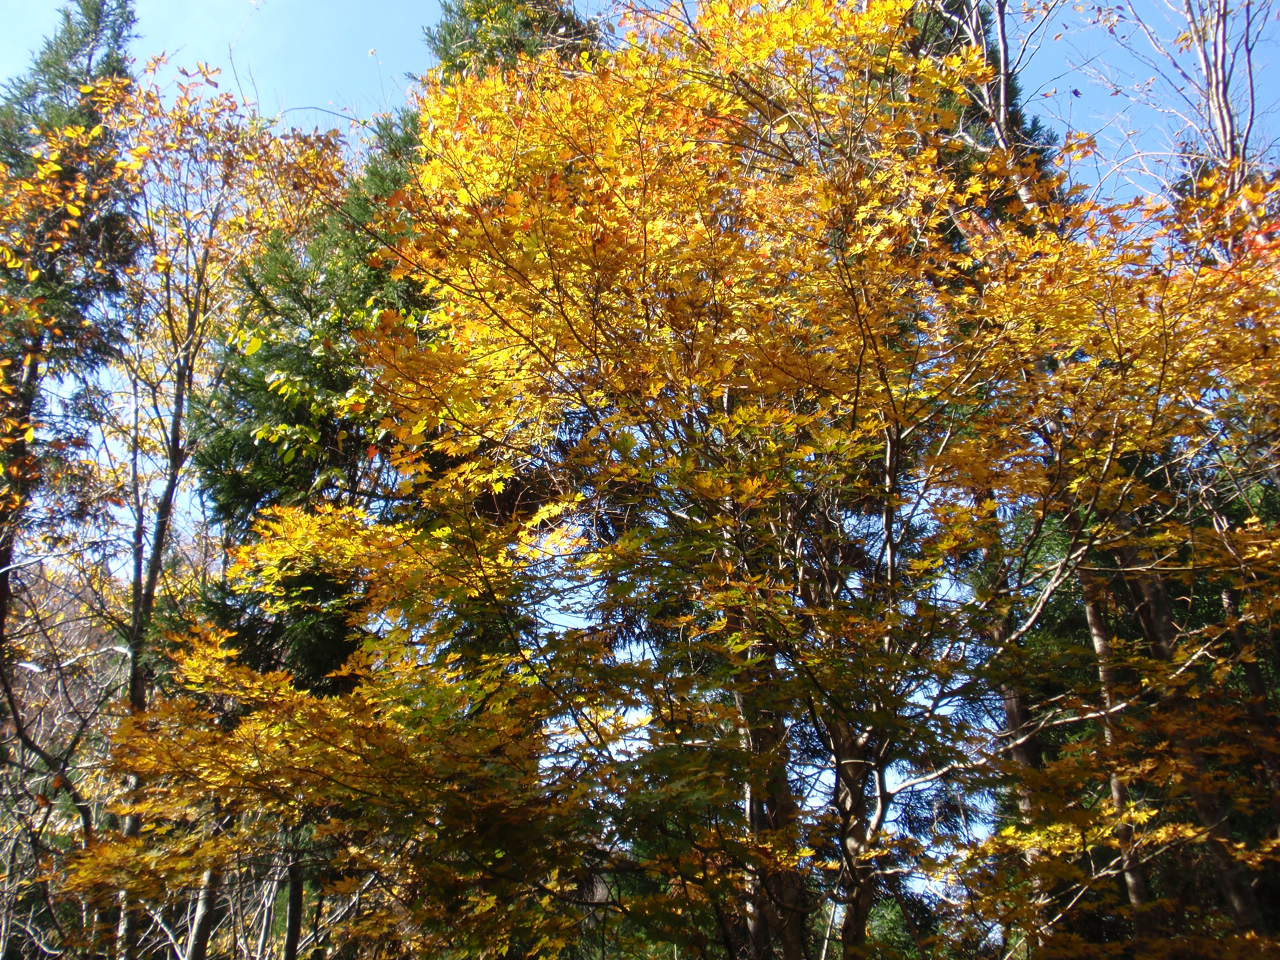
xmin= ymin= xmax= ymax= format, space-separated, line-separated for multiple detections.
xmin=736 ymin=672 xmax=807 ymax=960
xmin=184 ymin=869 xmax=220 ymax=960
xmin=282 ymin=860 xmax=303 ymax=960
xmin=1080 ymin=572 xmax=1152 ymax=931
xmin=824 ymin=716 xmax=880 ymax=960
xmin=255 ymin=872 xmax=279 ymax=959
xmin=116 ymin=320 xmax=198 ymax=960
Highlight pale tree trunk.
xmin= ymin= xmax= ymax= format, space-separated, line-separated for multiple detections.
xmin=116 ymin=282 xmax=202 ymax=960
xmin=255 ymin=872 xmax=280 ymax=959
xmin=183 ymin=869 xmax=220 ymax=960
xmin=826 ymin=717 xmax=879 ymax=960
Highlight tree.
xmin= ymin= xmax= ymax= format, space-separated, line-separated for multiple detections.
xmin=2 ymin=41 xmax=341 ymax=954
xmin=159 ymin=9 xmax=611 ymax=950
xmin=87 ymin=67 xmax=341 ymax=960
xmin=195 ymin=0 xmax=605 ymax=693
xmin=425 ymin=0 xmax=597 ymax=76
xmin=65 ymin=0 xmax=1280 ymax=957
xmin=0 ymin=3 xmax=135 ymax=953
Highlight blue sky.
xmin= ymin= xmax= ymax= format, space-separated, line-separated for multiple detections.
xmin=1 ymin=0 xmax=446 ymax=125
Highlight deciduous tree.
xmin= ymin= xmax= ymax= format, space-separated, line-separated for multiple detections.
xmin=67 ymin=1 xmax=1280 ymax=958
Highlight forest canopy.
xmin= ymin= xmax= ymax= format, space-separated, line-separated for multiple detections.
xmin=1 ymin=0 xmax=1278 ymax=958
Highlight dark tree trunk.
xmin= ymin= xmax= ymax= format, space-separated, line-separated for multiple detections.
xmin=283 ymin=860 xmax=304 ymax=960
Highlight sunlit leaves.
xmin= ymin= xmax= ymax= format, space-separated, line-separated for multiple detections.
xmin=67 ymin=0 xmax=1280 ymax=956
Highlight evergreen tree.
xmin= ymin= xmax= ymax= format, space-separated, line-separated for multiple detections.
xmin=194 ymin=113 xmax=422 ymax=691
xmin=0 ymin=0 xmax=137 ymax=737
xmin=425 ymin=0 xmax=598 ymax=76
xmin=0 ymin=0 xmax=134 ymax=162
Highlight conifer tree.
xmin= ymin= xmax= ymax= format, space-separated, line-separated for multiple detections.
xmin=425 ymin=0 xmax=597 ymax=76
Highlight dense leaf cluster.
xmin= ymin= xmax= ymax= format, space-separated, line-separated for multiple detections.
xmin=1 ymin=1 xmax=1278 ymax=959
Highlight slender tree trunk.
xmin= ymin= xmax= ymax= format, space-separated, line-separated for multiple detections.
xmin=184 ymin=869 xmax=220 ymax=960
xmin=0 ymin=339 xmax=44 ymax=650
xmin=282 ymin=860 xmax=303 ymax=960
xmin=117 ymin=317 xmax=198 ymax=960
xmin=114 ymin=900 xmax=137 ymax=960
xmin=255 ymin=872 xmax=279 ymax=959
xmin=1080 ymin=572 xmax=1152 ymax=931
xmin=736 ymin=670 xmax=807 ymax=960
xmin=992 ymin=610 xmax=1049 ymax=952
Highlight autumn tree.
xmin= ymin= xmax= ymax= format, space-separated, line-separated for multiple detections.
xmin=123 ymin=11 xmax=614 ymax=953
xmin=62 ymin=1 xmax=1280 ymax=959
xmin=972 ymin=0 xmax=1280 ymax=944
xmin=1 ymin=24 xmax=342 ymax=950
xmin=0 ymin=3 xmax=136 ymax=952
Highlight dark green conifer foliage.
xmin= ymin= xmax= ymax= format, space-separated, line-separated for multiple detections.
xmin=0 ymin=0 xmax=137 ymax=366
xmin=0 ymin=0 xmax=135 ymax=162
xmin=194 ymin=113 xmax=422 ymax=691
xmin=425 ymin=0 xmax=597 ymax=76
xmin=0 ymin=0 xmax=137 ymax=548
